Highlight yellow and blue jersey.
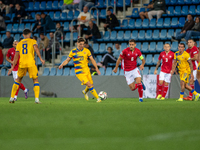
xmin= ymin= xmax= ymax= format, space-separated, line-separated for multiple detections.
xmin=68 ymin=47 xmax=92 ymax=75
xmin=16 ymin=38 xmax=37 ymax=68
xmin=174 ymin=51 xmax=191 ymax=73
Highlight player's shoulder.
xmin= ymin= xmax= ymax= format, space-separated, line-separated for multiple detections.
xmin=135 ymin=48 xmax=141 ymax=52
xmin=83 ymin=47 xmax=90 ymax=52
xmin=184 ymin=51 xmax=190 ymax=56
xmin=170 ymin=51 xmax=174 ymax=55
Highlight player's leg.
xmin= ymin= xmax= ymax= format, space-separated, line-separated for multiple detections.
xmin=197 ymin=69 xmax=200 ymax=85
xmin=157 ymin=71 xmax=164 ymax=99
xmin=135 ymin=77 xmax=144 ymax=102
xmin=185 ymin=70 xmax=196 ymax=100
xmin=161 ymin=73 xmax=171 ymax=100
xmin=177 ymin=80 xmax=186 ymax=102
xmin=12 ymin=71 xmax=19 ymax=101
xmin=85 ymin=81 xmax=101 ymax=102
xmin=185 ymin=84 xmax=200 ymax=101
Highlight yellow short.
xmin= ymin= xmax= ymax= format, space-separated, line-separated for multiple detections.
xmin=17 ymin=65 xmax=38 ymax=79
xmin=180 ymin=72 xmax=190 ymax=83
xmin=76 ymin=72 xmax=93 ymax=85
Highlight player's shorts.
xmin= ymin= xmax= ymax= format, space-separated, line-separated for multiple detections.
xmin=12 ymin=71 xmax=18 ymax=81
xmin=124 ymin=67 xmax=141 ymax=85
xmin=159 ymin=71 xmax=171 ymax=83
xmin=180 ymin=72 xmax=190 ymax=83
xmin=193 ymin=70 xmax=197 ymax=81
xmin=76 ymin=72 xmax=93 ymax=85
xmin=17 ymin=65 xmax=38 ymax=79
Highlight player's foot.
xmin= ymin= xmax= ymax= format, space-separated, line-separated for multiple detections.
xmin=141 ymin=81 xmax=146 ymax=90
xmin=14 ymin=98 xmax=17 ymax=101
xmin=9 ymin=98 xmax=14 ymax=103
xmin=24 ymin=89 xmax=29 ymax=99
xmin=139 ymin=98 xmax=143 ymax=102
xmin=156 ymin=94 xmax=162 ymax=100
xmin=97 ymin=98 xmax=102 ymax=103
xmin=176 ymin=98 xmax=183 ymax=102
xmin=194 ymin=94 xmax=200 ymax=101
xmin=82 ymin=90 xmax=89 ymax=101
xmin=160 ymin=97 xmax=165 ymax=100
xmin=35 ymin=98 xmax=41 ymax=104
xmin=183 ymin=96 xmax=193 ymax=101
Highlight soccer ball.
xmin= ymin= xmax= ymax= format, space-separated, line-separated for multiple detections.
xmin=98 ymin=91 xmax=107 ymax=100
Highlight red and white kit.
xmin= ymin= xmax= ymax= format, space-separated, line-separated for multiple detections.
xmin=158 ymin=51 xmax=174 ymax=83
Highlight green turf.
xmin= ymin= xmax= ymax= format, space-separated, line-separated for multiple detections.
xmin=0 ymin=97 xmax=200 ymax=150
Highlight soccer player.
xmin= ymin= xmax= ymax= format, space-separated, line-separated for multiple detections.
xmin=113 ymin=39 xmax=146 ymax=102
xmin=8 ymin=29 xmax=45 ymax=103
xmin=197 ymin=44 xmax=200 ymax=86
xmin=6 ymin=40 xmax=29 ymax=101
xmin=183 ymin=39 xmax=199 ymax=101
xmin=58 ymin=38 xmax=102 ymax=102
xmin=154 ymin=43 xmax=174 ymax=100
xmin=171 ymin=43 xmax=200 ymax=101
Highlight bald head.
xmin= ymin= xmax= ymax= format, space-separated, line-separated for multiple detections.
xmin=13 ymin=40 xmax=19 ymax=49
xmin=83 ymin=6 xmax=88 ymax=13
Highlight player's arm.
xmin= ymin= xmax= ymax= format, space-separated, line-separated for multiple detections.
xmin=191 ymin=54 xmax=198 ymax=61
xmin=188 ymin=59 xmax=194 ymax=80
xmin=113 ymin=56 xmax=122 ymax=73
xmin=33 ymin=44 xmax=45 ymax=65
xmin=89 ymin=56 xmax=101 ymax=75
xmin=139 ymin=56 xmax=145 ymax=70
xmin=6 ymin=52 xmax=13 ymax=64
xmin=59 ymin=57 xmax=72 ymax=69
xmin=7 ymin=52 xmax=19 ymax=75
xmin=154 ymin=60 xmax=161 ymax=74
xmin=171 ymin=60 xmax=177 ymax=75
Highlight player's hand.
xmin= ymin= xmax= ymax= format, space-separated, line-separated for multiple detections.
xmin=7 ymin=68 xmax=13 ymax=76
xmin=170 ymin=70 xmax=174 ymax=75
xmin=96 ymin=69 xmax=101 ymax=75
xmin=139 ymin=65 xmax=144 ymax=70
xmin=154 ymin=70 xmax=157 ymax=75
xmin=113 ymin=67 xmax=118 ymax=73
xmin=40 ymin=59 xmax=45 ymax=65
xmin=59 ymin=65 xmax=63 ymax=70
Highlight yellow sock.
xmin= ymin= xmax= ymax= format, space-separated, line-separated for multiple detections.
xmin=180 ymin=91 xmax=184 ymax=99
xmin=11 ymin=81 xmax=20 ymax=98
xmin=84 ymin=86 xmax=89 ymax=93
xmin=89 ymin=87 xmax=99 ymax=99
xmin=191 ymin=89 xmax=198 ymax=96
xmin=33 ymin=82 xmax=40 ymax=98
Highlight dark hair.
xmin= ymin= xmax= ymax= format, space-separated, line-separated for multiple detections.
xmin=40 ymin=33 xmax=44 ymax=36
xmin=6 ymin=31 xmax=11 ymax=33
xmin=56 ymin=22 xmax=61 ymax=25
xmin=85 ymin=40 xmax=88 ymax=44
xmin=165 ymin=43 xmax=171 ymax=46
xmin=188 ymin=14 xmax=193 ymax=18
xmin=23 ymin=29 xmax=31 ymax=35
xmin=179 ymin=43 xmax=185 ymax=48
xmin=77 ymin=37 xmax=85 ymax=43
xmin=107 ymin=9 xmax=111 ymax=12
xmin=41 ymin=12 xmax=45 ymax=15
xmin=188 ymin=39 xmax=195 ymax=42
xmin=107 ymin=47 xmax=113 ymax=51
xmin=129 ymin=39 xmax=136 ymax=43
xmin=33 ymin=36 xmax=37 ymax=40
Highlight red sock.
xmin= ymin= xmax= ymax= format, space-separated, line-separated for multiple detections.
xmin=137 ymin=83 xmax=143 ymax=99
xmin=162 ymin=86 xmax=169 ymax=98
xmin=131 ymin=84 xmax=138 ymax=91
xmin=19 ymin=83 xmax=26 ymax=91
xmin=189 ymin=85 xmax=194 ymax=98
xmin=15 ymin=87 xmax=20 ymax=96
xmin=158 ymin=84 xmax=162 ymax=95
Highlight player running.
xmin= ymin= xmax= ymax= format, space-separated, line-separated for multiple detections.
xmin=59 ymin=38 xmax=102 ymax=102
xmin=6 ymin=40 xmax=29 ymax=101
xmin=183 ymin=39 xmax=199 ymax=101
xmin=113 ymin=39 xmax=146 ymax=102
xmin=171 ymin=43 xmax=200 ymax=101
xmin=197 ymin=43 xmax=200 ymax=86
xmin=8 ymin=29 xmax=45 ymax=104
xmin=154 ymin=43 xmax=174 ymax=100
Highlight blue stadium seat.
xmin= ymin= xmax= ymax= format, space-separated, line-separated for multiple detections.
xmin=170 ymin=0 xmax=177 ymax=5
xmin=48 ymin=12 xmax=54 ymax=19
xmin=61 ymin=12 xmax=67 ymax=20
xmin=136 ymin=42 xmax=141 ymax=49
xmin=93 ymin=10 xmax=99 ymax=19
xmin=179 ymin=17 xmax=185 ymax=27
xmin=12 ymin=24 xmax=19 ymax=33
xmin=182 ymin=6 xmax=188 ymax=16
xmin=6 ymin=24 xmax=12 ymax=32
xmin=130 ymin=8 xmax=139 ymax=18
xmin=121 ymin=43 xmax=127 ymax=51
xmin=146 ymin=54 xmax=153 ymax=65
xmin=160 ymin=29 xmax=167 ymax=40
xmin=149 ymin=42 xmax=156 ymax=53
xmin=97 ymin=32 xmax=103 ymax=42
xmin=93 ymin=43 xmax=99 ymax=54
xmin=138 ymin=30 xmax=145 ymax=40
xmin=137 ymin=55 xmax=146 ymax=65
xmin=157 ymin=42 xmax=163 ymax=53
xmin=125 ymin=0 xmax=130 ymax=6
xmin=167 ymin=6 xmax=174 ymax=16
xmin=54 ymin=11 xmax=60 ymax=21
xmin=105 ymin=67 xmax=112 ymax=76
xmin=103 ymin=31 xmax=110 ymax=41
xmin=18 ymin=24 xmax=24 ymax=33
xmin=192 ymin=0 xmax=199 ymax=4
xmin=171 ymin=41 xmax=178 ymax=52
xmin=59 ymin=1 xmax=63 ymax=9
xmin=142 ymin=19 xmax=149 ymax=28
xmin=140 ymin=7 xmax=146 ymax=12
xmin=174 ymin=6 xmax=181 ymax=16
xmin=96 ymin=55 xmax=102 ymax=62
xmin=121 ymin=19 xmax=128 ymax=29
xmin=185 ymin=0 xmax=192 ymax=4
xmin=145 ymin=30 xmax=152 ymax=41
xmin=40 ymin=1 xmax=46 ymax=10
xmin=153 ymin=54 xmax=159 ymax=65
xmin=74 ymin=11 xmax=80 ymax=18
xmin=100 ymin=9 xmax=106 ymax=19
xmin=117 ymin=31 xmax=124 ymax=41
xmin=163 ymin=18 xmax=171 ymax=28
xmin=70 ymin=68 xmax=75 ymax=76
xmin=141 ymin=42 xmax=149 ymax=53
xmin=124 ymin=30 xmax=131 ymax=41
xmin=64 ymin=32 xmax=70 ymax=42
xmin=14 ymin=34 xmax=20 ymax=41
xmin=189 ymin=5 xmax=196 ymax=15
xmin=97 ymin=0 xmax=105 ymax=8
xmin=1 ymin=34 xmax=6 ymax=43
xmin=131 ymin=30 xmax=138 ymax=40
xmin=157 ymin=67 xmax=161 ymax=74
xmin=63 ymin=22 xmax=69 ymax=31
xmin=149 ymin=67 xmax=156 ymax=74
xmin=156 ymin=18 xmax=163 ymax=28
xmin=99 ymin=43 xmax=106 ymax=54
xmin=177 ymin=0 xmax=184 ymax=4
xmin=46 ymin=1 xmax=52 ymax=10
xmin=197 ymin=5 xmax=200 ymax=15
xmin=56 ymin=68 xmax=63 ymax=76
xmin=27 ymin=2 xmax=34 ymax=11
xmin=1 ymin=68 xmax=6 ymax=76
xmin=128 ymin=19 xmax=135 ymax=29
xmin=67 ymin=11 xmax=73 ymax=20
xmin=63 ymin=68 xmax=70 ymax=76
xmin=171 ymin=17 xmax=178 ymax=27
xmin=143 ymin=67 xmax=149 ymax=75
xmin=149 ymin=18 xmax=156 ymax=28
xmin=107 ymin=43 xmax=113 ymax=49
xmin=113 ymin=51 xmax=120 ymax=58
xmin=167 ymin=29 xmax=174 ymax=40
xmin=110 ymin=31 xmax=117 ymax=41
xmin=112 ymin=68 xmax=119 ymax=76
xmin=34 ymin=2 xmax=40 ymax=11
xmin=73 ymin=32 xmax=78 ymax=41
xmin=135 ymin=19 xmax=142 ymax=29
xmin=49 ymin=68 xmax=56 ymax=76
xmin=152 ymin=30 xmax=160 ymax=40
xmin=117 ymin=0 xmax=123 ymax=7
xmin=119 ymin=69 xmax=124 ymax=76
xmin=99 ymin=68 xmax=105 ymax=76
xmin=42 ymin=68 xmax=50 ymax=76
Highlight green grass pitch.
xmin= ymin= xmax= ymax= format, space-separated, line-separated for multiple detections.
xmin=0 ymin=97 xmax=200 ymax=150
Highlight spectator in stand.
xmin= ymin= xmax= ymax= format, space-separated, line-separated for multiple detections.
xmin=70 ymin=6 xmax=94 ymax=36
xmin=2 ymin=31 xmax=14 ymax=58
xmin=46 ymin=32 xmax=59 ymax=63
xmin=139 ymin=0 xmax=154 ymax=21
xmin=84 ymin=40 xmax=94 ymax=58
xmin=39 ymin=33 xmax=49 ymax=62
xmin=0 ymin=14 xmax=5 ymax=31
xmin=184 ymin=17 xmax=200 ymax=41
xmin=61 ymin=0 xmax=80 ymax=12
xmin=97 ymin=47 xmax=117 ymax=69
xmin=115 ymin=43 xmax=121 ymax=51
xmin=13 ymin=4 xmax=26 ymax=23
xmin=40 ymin=12 xmax=55 ymax=35
xmin=0 ymin=1 xmax=6 ymax=16
xmin=4 ymin=0 xmax=24 ymax=14
xmin=32 ymin=14 xmax=42 ymax=33
xmin=148 ymin=0 xmax=165 ymax=21
xmin=33 ymin=36 xmax=40 ymax=44
xmin=85 ymin=21 xmax=101 ymax=43
xmin=55 ymin=22 xmax=64 ymax=41
xmin=104 ymin=9 xmax=119 ymax=31
xmin=172 ymin=14 xmax=195 ymax=41
xmin=79 ymin=0 xmax=94 ymax=11
xmin=0 ymin=48 xmax=3 ymax=64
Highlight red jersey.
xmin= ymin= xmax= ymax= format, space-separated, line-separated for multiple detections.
xmin=0 ymin=49 xmax=3 ymax=64
xmin=6 ymin=47 xmax=19 ymax=71
xmin=186 ymin=46 xmax=198 ymax=70
xmin=158 ymin=51 xmax=174 ymax=73
xmin=120 ymin=47 xmax=142 ymax=71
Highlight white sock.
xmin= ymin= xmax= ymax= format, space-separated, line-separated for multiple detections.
xmin=35 ymin=98 xmax=39 ymax=102
xmin=10 ymin=98 xmax=14 ymax=101
xmin=14 ymin=95 xmax=17 ymax=99
xmin=24 ymin=89 xmax=28 ymax=93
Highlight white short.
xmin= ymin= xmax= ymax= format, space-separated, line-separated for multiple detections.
xmin=125 ymin=68 xmax=141 ymax=85
xmin=159 ymin=71 xmax=171 ymax=83
xmin=12 ymin=71 xmax=18 ymax=81
xmin=193 ymin=70 xmax=197 ymax=81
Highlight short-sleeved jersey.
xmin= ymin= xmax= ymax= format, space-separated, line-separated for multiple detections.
xmin=186 ymin=46 xmax=199 ymax=70
xmin=6 ymin=47 xmax=19 ymax=71
xmin=16 ymin=38 xmax=37 ymax=68
xmin=120 ymin=47 xmax=143 ymax=71
xmin=174 ymin=51 xmax=191 ymax=73
xmin=68 ymin=47 xmax=92 ymax=75
xmin=158 ymin=51 xmax=174 ymax=73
